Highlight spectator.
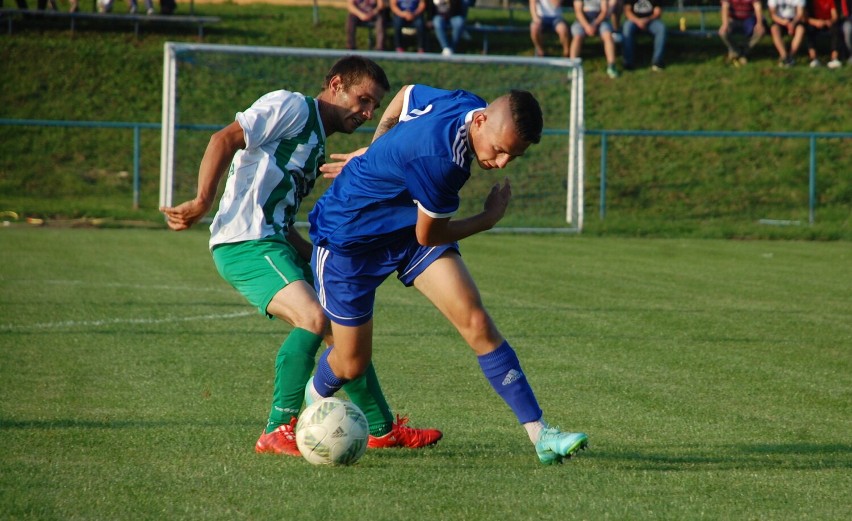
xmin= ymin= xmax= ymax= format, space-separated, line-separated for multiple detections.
xmin=1 ymin=0 xmax=56 ymax=8
xmin=346 ymin=0 xmax=387 ymax=51
xmin=570 ymin=0 xmax=620 ymax=78
xmin=529 ymin=0 xmax=571 ymax=57
xmin=768 ymin=0 xmax=805 ymax=67
xmin=160 ymin=0 xmax=175 ymax=14
xmin=805 ymin=0 xmax=841 ymax=67
xmin=718 ymin=0 xmax=766 ymax=65
xmin=430 ymin=0 xmax=467 ymax=56
xmin=621 ymin=0 xmax=666 ymax=71
xmin=96 ymin=0 xmax=154 ymax=13
xmin=391 ymin=0 xmax=427 ymax=53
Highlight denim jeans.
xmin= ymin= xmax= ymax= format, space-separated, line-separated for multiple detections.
xmin=622 ymin=18 xmax=666 ymax=67
xmin=393 ymin=14 xmax=426 ymax=50
xmin=433 ymin=14 xmax=466 ymax=52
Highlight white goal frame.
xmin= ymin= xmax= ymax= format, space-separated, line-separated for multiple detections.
xmin=160 ymin=43 xmax=585 ymax=232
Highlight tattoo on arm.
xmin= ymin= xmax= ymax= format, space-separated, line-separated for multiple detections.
xmin=373 ymin=116 xmax=399 ymax=141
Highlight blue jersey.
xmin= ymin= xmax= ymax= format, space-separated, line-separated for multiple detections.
xmin=309 ymin=85 xmax=486 ymax=254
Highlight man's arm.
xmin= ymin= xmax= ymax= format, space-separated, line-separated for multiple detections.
xmin=719 ymin=0 xmax=730 ymax=34
xmin=372 ymin=84 xmax=409 ymax=141
xmin=529 ymin=0 xmax=540 ymax=23
xmin=414 ymin=179 xmax=512 ymax=246
xmin=160 ymin=120 xmax=245 ymax=231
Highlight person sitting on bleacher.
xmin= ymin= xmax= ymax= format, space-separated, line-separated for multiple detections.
xmin=529 ymin=0 xmax=571 ymax=58
xmin=96 ymin=0 xmax=154 ymax=14
xmin=570 ymin=0 xmax=620 ymax=77
xmin=430 ymin=0 xmax=467 ymax=56
xmin=391 ymin=0 xmax=427 ymax=53
xmin=804 ymin=0 xmax=842 ymax=67
xmin=621 ymin=0 xmax=666 ymax=71
xmin=767 ymin=0 xmax=805 ymax=67
xmin=346 ymin=0 xmax=387 ymax=51
xmin=718 ymin=0 xmax=766 ymax=66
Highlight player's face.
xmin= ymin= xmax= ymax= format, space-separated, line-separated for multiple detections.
xmin=334 ymin=77 xmax=386 ymax=134
xmin=469 ymin=101 xmax=530 ymax=170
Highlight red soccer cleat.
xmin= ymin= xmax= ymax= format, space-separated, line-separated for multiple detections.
xmin=255 ymin=417 xmax=301 ymax=456
xmin=367 ymin=415 xmax=443 ymax=449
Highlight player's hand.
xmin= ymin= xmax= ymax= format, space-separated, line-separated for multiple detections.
xmin=160 ymin=198 xmax=210 ymax=231
xmin=319 ymin=147 xmax=369 ymax=179
xmin=483 ymin=178 xmax=512 ymax=226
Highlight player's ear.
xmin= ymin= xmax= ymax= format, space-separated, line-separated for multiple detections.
xmin=472 ymin=110 xmax=486 ymax=129
xmin=328 ymin=75 xmax=344 ymax=94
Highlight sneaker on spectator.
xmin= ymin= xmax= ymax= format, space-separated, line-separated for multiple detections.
xmin=147 ymin=7 xmax=154 ymax=14
xmin=441 ymin=47 xmax=453 ymax=56
xmin=651 ymin=62 xmax=665 ymax=72
xmin=396 ymin=47 xmax=405 ymax=53
xmin=606 ymin=64 xmax=619 ymax=78
xmin=129 ymin=4 xmax=137 ymax=13
xmin=827 ymin=59 xmax=842 ymax=69
xmin=809 ymin=58 xmax=823 ymax=68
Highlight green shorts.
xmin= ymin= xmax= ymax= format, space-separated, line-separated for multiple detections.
xmin=211 ymin=236 xmax=313 ymax=318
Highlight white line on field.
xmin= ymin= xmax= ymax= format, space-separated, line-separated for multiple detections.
xmin=2 ymin=310 xmax=255 ymax=331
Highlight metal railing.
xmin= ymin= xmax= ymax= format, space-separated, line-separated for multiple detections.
xmin=3 ymin=118 xmax=849 ymax=225
xmin=585 ymin=128 xmax=852 ymax=225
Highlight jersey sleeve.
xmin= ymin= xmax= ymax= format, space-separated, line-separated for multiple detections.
xmin=402 ymin=85 xmax=452 ymax=120
xmin=405 ymin=155 xmax=469 ymax=218
xmin=236 ymin=90 xmax=307 ymax=150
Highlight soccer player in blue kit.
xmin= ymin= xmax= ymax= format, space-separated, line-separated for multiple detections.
xmin=306 ymin=85 xmax=589 ymax=464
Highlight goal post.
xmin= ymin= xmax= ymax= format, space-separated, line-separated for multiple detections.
xmin=160 ymin=43 xmax=585 ymax=232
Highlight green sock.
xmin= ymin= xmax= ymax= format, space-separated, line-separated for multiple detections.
xmin=343 ymin=362 xmax=394 ymax=437
xmin=265 ymin=328 xmax=323 ymax=433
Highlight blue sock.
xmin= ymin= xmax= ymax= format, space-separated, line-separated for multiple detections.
xmin=477 ymin=341 xmax=542 ymax=424
xmin=313 ymin=347 xmax=349 ymax=398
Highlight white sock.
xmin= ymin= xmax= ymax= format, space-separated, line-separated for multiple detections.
xmin=523 ymin=418 xmax=548 ymax=444
xmin=307 ymin=378 xmax=323 ymax=403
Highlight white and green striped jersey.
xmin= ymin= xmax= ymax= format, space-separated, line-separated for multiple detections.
xmin=209 ymin=89 xmax=326 ymax=249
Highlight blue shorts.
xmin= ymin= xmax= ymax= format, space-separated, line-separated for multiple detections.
xmin=535 ymin=16 xmax=566 ymax=32
xmin=312 ymin=238 xmax=459 ymax=327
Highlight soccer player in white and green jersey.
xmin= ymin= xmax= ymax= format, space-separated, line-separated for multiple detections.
xmin=160 ymin=56 xmax=442 ymax=456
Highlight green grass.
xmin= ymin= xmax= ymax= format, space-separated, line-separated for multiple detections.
xmin=1 ymin=228 xmax=851 ymax=519
xmin=1 ymin=3 xmax=850 ymax=239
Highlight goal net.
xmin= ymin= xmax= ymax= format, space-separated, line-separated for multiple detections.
xmin=160 ymin=43 xmax=585 ymax=231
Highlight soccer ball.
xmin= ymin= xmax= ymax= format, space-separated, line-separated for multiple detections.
xmin=295 ymin=397 xmax=369 ymax=466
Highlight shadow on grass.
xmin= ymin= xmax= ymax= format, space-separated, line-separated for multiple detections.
xmin=586 ymin=442 xmax=852 ymax=471
xmin=0 ymin=418 xmax=258 ymax=430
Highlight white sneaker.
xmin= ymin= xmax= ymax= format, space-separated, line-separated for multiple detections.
xmin=827 ymin=59 xmax=842 ymax=69
xmin=809 ymin=59 xmax=822 ymax=68
xmin=441 ymin=48 xmax=453 ymax=56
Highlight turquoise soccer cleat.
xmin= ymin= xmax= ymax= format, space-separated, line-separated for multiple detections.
xmin=535 ymin=428 xmax=589 ymax=465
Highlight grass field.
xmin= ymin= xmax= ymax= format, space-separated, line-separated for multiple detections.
xmin=1 ymin=227 xmax=850 ymax=519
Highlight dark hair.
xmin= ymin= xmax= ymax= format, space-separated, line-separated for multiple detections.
xmin=507 ymin=89 xmax=543 ymax=144
xmin=323 ymin=55 xmax=390 ymax=92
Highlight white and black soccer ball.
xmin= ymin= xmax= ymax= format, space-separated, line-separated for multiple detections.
xmin=295 ymin=397 xmax=369 ymax=466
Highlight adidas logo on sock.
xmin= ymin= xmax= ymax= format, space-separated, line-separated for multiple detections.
xmin=502 ymin=369 xmax=522 ymax=386
xmin=331 ymin=426 xmax=347 ymax=438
